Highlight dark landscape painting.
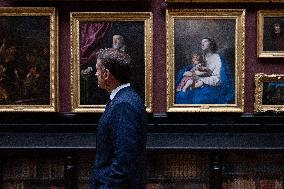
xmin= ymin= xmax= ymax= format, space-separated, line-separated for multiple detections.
xmin=262 ymin=82 xmax=284 ymax=105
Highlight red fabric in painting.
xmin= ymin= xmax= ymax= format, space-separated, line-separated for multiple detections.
xmin=80 ymin=22 xmax=112 ymax=65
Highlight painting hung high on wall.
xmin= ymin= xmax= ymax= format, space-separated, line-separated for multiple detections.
xmin=71 ymin=12 xmax=153 ymax=112
xmin=254 ymin=73 xmax=284 ymax=113
xmin=166 ymin=9 xmax=245 ymax=112
xmin=258 ymin=10 xmax=284 ymax=57
xmin=0 ymin=7 xmax=58 ymax=112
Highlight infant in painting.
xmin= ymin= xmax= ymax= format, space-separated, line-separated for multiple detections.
xmin=177 ymin=52 xmax=211 ymax=92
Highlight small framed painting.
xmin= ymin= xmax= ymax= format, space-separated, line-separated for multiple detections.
xmin=258 ymin=10 xmax=284 ymax=58
xmin=254 ymin=73 xmax=284 ymax=113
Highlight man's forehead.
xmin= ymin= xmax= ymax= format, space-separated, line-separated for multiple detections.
xmin=113 ymin=35 xmax=123 ymax=39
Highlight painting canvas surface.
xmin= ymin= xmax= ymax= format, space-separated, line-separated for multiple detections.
xmin=79 ymin=21 xmax=145 ymax=105
xmin=262 ymin=82 xmax=284 ymax=105
xmin=263 ymin=17 xmax=284 ymax=52
xmin=174 ymin=19 xmax=236 ymax=104
xmin=0 ymin=16 xmax=50 ymax=105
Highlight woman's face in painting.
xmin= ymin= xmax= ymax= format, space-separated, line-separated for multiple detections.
xmin=201 ymin=38 xmax=211 ymax=51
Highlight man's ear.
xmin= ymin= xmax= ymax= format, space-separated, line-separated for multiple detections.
xmin=103 ymin=69 xmax=110 ymax=80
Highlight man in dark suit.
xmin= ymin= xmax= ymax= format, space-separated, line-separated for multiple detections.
xmin=90 ymin=48 xmax=147 ymax=189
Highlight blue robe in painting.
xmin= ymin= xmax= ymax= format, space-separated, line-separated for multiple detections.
xmin=175 ymin=53 xmax=235 ymax=104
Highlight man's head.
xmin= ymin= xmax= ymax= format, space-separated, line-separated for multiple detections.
xmin=112 ymin=35 xmax=125 ymax=50
xmin=95 ymin=48 xmax=132 ymax=92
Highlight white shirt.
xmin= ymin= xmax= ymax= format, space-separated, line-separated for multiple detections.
xmin=110 ymin=83 xmax=131 ymax=100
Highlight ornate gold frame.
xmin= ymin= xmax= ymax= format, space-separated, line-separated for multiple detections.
xmin=257 ymin=10 xmax=284 ymax=58
xmin=254 ymin=73 xmax=284 ymax=113
xmin=166 ymin=9 xmax=245 ymax=112
xmin=0 ymin=7 xmax=58 ymax=112
xmin=70 ymin=12 xmax=153 ymax=112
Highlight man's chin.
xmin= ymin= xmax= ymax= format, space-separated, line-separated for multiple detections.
xmin=97 ymin=85 xmax=106 ymax=91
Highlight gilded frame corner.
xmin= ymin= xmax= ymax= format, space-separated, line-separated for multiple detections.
xmin=0 ymin=7 xmax=58 ymax=112
xmin=257 ymin=10 xmax=284 ymax=58
xmin=254 ymin=73 xmax=284 ymax=113
xmin=166 ymin=9 xmax=245 ymax=112
xmin=70 ymin=12 xmax=153 ymax=113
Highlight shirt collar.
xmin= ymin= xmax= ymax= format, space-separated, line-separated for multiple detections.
xmin=110 ymin=83 xmax=130 ymax=100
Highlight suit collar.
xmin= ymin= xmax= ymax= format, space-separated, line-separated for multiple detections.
xmin=103 ymin=86 xmax=131 ymax=115
xmin=109 ymin=85 xmax=131 ymax=105
xmin=110 ymin=83 xmax=130 ymax=100
xmin=99 ymin=86 xmax=131 ymax=125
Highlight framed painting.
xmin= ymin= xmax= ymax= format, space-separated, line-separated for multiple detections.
xmin=71 ymin=12 xmax=153 ymax=112
xmin=254 ymin=73 xmax=284 ymax=113
xmin=258 ymin=10 xmax=284 ymax=58
xmin=0 ymin=7 xmax=58 ymax=112
xmin=166 ymin=9 xmax=245 ymax=112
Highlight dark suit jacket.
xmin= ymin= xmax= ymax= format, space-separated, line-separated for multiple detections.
xmin=90 ymin=86 xmax=147 ymax=189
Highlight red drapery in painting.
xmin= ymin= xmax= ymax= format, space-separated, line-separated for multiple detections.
xmin=79 ymin=22 xmax=112 ymax=65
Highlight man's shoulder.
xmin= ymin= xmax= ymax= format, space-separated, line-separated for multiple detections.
xmin=119 ymin=88 xmax=142 ymax=103
xmin=113 ymin=87 xmax=145 ymax=110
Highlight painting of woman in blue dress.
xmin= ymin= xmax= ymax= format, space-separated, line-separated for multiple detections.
xmin=175 ymin=37 xmax=235 ymax=104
